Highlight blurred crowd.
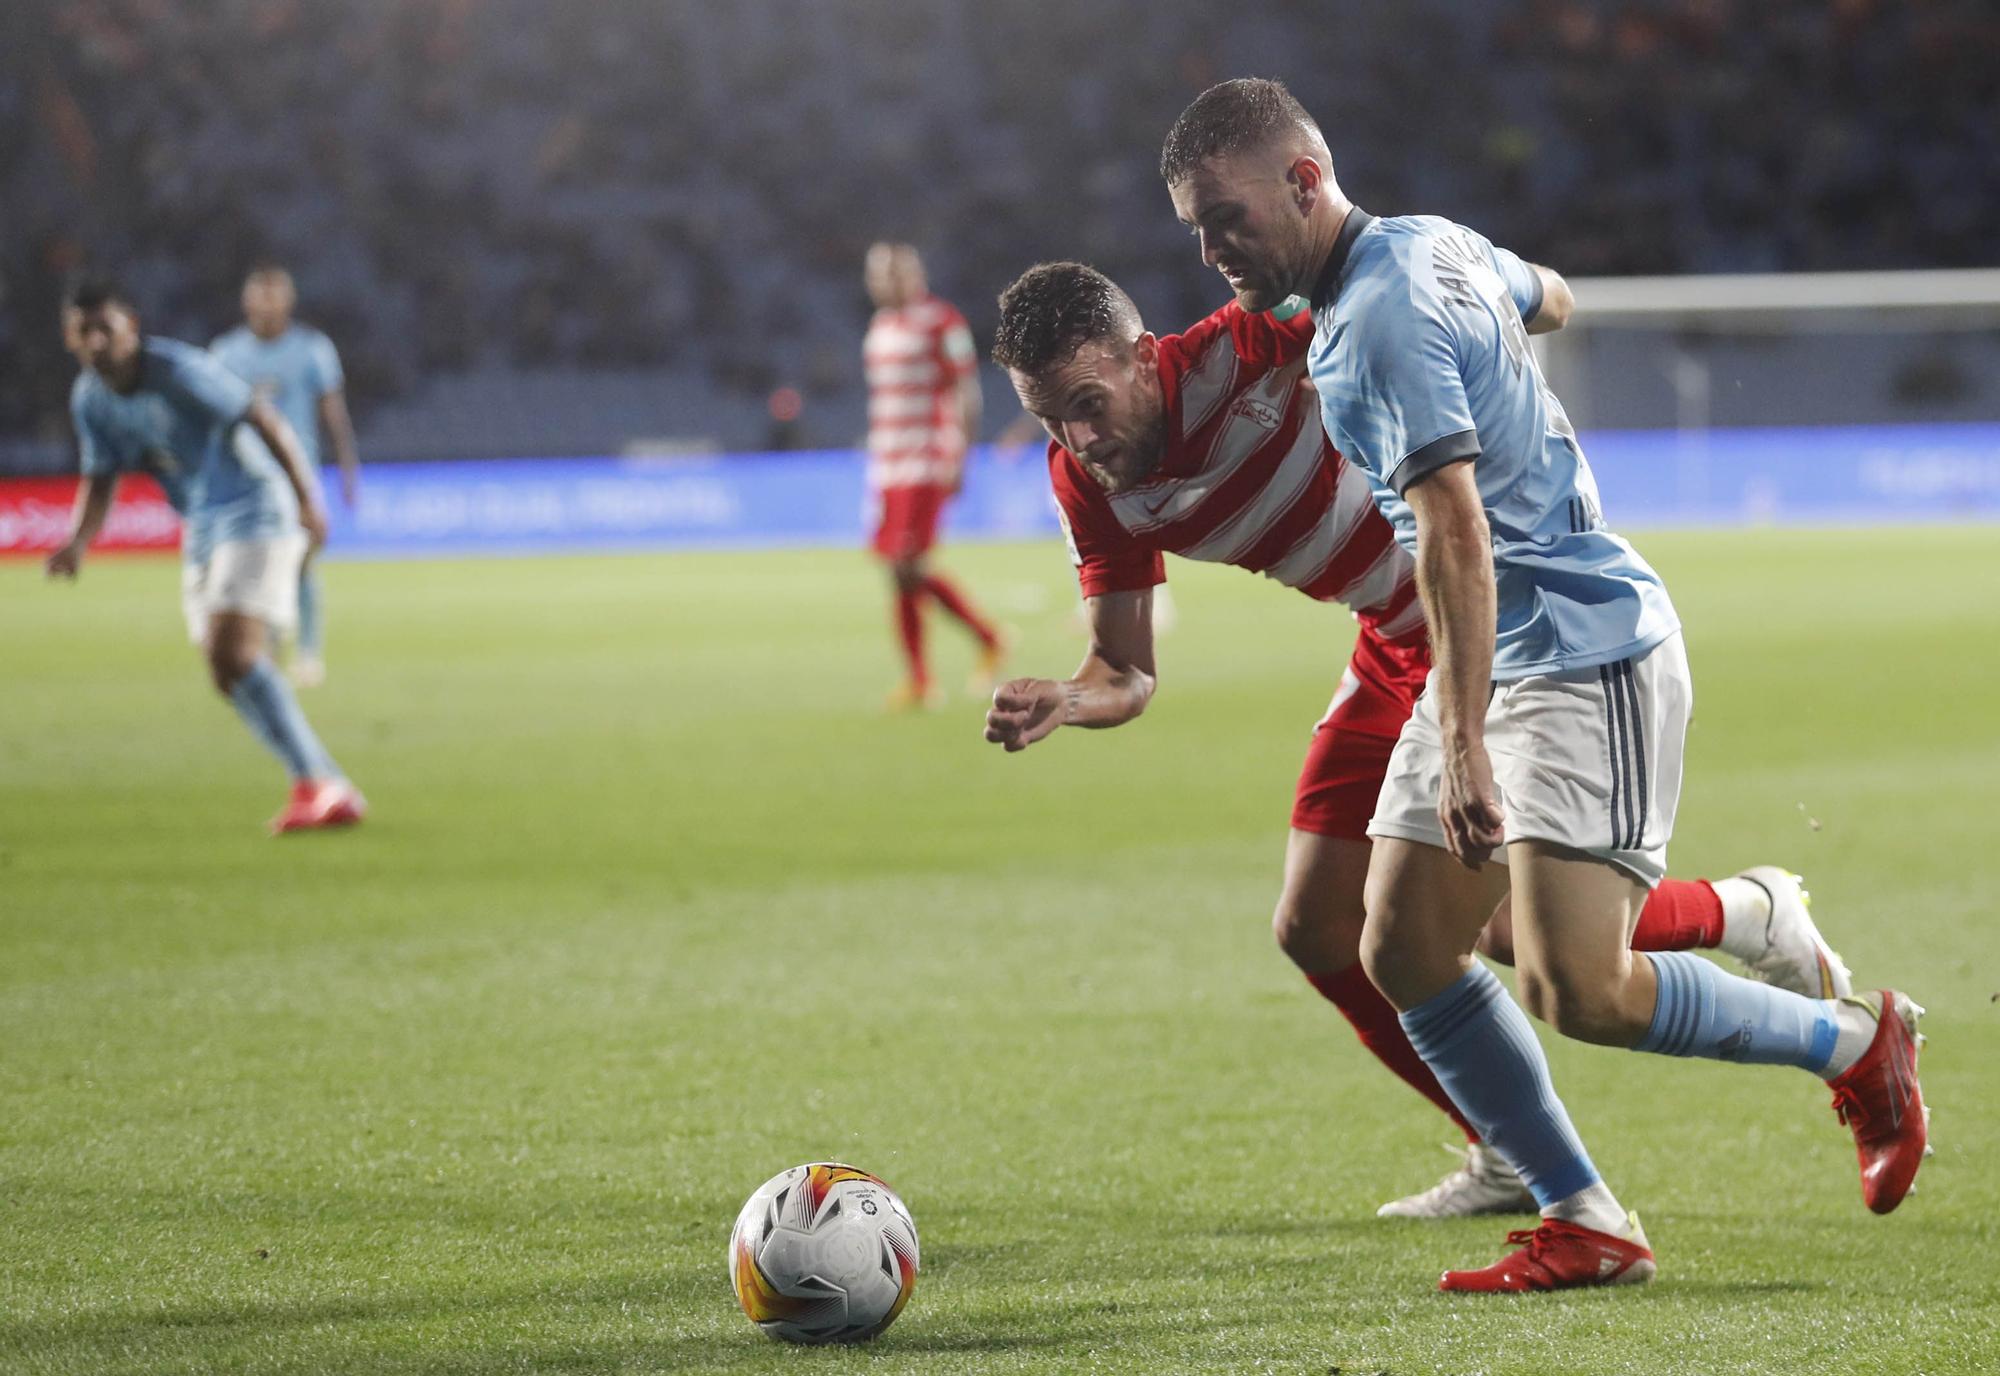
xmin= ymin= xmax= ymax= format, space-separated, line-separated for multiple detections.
xmin=2 ymin=0 xmax=1994 ymax=451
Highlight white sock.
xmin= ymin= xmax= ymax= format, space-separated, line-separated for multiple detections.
xmin=1714 ymin=876 xmax=1774 ymax=958
xmin=1820 ymin=997 xmax=1881 ymax=1079
xmin=1544 ymin=1180 xmax=1628 ymax=1236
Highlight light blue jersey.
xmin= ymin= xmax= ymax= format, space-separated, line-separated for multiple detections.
xmin=1306 ymin=210 xmax=1678 ymax=680
xmin=210 ymin=324 xmax=344 ymax=467
xmin=71 ymin=337 xmax=298 ymax=563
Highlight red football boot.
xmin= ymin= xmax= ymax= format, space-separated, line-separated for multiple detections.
xmin=269 ymin=778 xmax=367 ymax=835
xmin=1826 ymin=990 xmax=1928 ymax=1215
xmin=1439 ymin=1215 xmax=1656 ymax=1293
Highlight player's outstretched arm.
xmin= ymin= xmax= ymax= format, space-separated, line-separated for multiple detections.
xmin=245 ymin=398 xmax=329 ymax=545
xmin=1403 ymin=462 xmax=1505 ymax=868
xmin=317 ymin=389 xmax=362 ymax=509
xmin=44 ymin=473 xmax=118 ymax=579
xmin=984 ymin=588 xmax=1157 ymax=752
xmin=1525 ymin=264 xmax=1573 ymax=335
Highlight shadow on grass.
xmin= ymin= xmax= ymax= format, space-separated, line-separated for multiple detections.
xmin=1648 ymin=1279 xmax=1822 ymax=1297
xmin=0 ymin=1259 xmax=1132 ymax=1373
xmin=0 ymin=1266 xmax=670 ymax=1352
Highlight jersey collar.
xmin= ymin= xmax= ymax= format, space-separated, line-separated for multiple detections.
xmin=1308 ymin=206 xmax=1376 ymax=312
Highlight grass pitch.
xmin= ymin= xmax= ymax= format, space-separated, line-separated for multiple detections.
xmin=3 ymin=527 xmax=1997 ymax=1375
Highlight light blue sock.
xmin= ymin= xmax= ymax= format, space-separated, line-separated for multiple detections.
xmin=1637 ymin=951 xmax=1839 ymax=1071
xmin=228 ymin=658 xmax=341 ymax=782
xmin=1400 ymin=963 xmax=1601 ymax=1209
xmin=297 ymin=567 xmax=324 ymax=658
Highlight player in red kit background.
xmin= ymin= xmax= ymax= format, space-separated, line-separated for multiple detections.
xmin=863 ymin=242 xmax=1007 ymax=710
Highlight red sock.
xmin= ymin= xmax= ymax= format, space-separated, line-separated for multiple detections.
xmin=1306 ymin=963 xmax=1479 ymax=1145
xmin=920 ymin=574 xmax=998 ymax=648
xmin=895 ymin=588 xmax=927 ymax=685
xmin=1632 ymin=878 xmax=1725 ymax=951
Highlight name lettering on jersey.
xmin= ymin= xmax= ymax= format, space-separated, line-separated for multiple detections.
xmin=1433 ymin=232 xmax=1531 ymax=379
xmin=1430 ymin=232 xmax=1488 ymax=314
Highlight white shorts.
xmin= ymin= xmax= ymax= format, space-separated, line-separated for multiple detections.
xmin=181 ymin=535 xmax=308 ymax=644
xmin=1368 ymin=632 xmax=1690 ymax=887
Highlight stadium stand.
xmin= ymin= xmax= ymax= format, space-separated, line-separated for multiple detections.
xmin=3 ymin=0 xmax=1994 ymax=465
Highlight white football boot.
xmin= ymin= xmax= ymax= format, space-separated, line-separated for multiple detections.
xmin=1376 ymin=1143 xmax=1537 ymax=1219
xmin=1716 ymin=867 xmax=1853 ymax=1000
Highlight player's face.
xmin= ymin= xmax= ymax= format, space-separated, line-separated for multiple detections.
xmin=64 ymin=303 xmax=142 ymax=382
xmin=243 ymin=274 xmax=295 ymax=337
xmin=865 ymin=246 xmax=923 ymax=310
xmin=1170 ymin=149 xmax=1315 ymax=313
xmin=1009 ymin=336 xmax=1168 ymax=494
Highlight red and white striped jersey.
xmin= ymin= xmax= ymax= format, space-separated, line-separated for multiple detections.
xmin=1049 ymin=302 xmax=1426 ymax=647
xmin=864 ymin=294 xmax=977 ymax=491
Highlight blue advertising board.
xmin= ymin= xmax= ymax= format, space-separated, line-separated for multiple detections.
xmin=318 ymin=424 xmax=2000 ymax=560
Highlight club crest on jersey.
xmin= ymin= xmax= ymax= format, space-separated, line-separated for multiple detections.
xmin=1232 ymin=397 xmax=1282 ymax=431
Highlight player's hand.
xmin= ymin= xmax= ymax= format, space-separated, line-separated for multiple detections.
xmin=299 ymin=499 xmax=329 ymax=548
xmin=985 ymin=678 xmax=1066 ymax=752
xmin=1439 ymin=736 xmax=1506 ymax=869
xmin=339 ymin=468 xmax=360 ymax=510
xmin=44 ymin=541 xmax=83 ymax=580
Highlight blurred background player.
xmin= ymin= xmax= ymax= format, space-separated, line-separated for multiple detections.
xmin=984 ymin=261 xmax=1850 ymax=1218
xmin=862 ymin=241 xmax=1007 ymax=710
xmin=47 ymin=275 xmax=365 ymax=835
xmin=211 ymin=264 xmax=362 ymax=688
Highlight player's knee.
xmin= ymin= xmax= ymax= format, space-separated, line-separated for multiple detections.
xmin=1515 ymin=960 xmax=1631 ymax=1046
xmin=1271 ymin=889 xmax=1363 ymax=974
xmin=205 ymin=641 xmax=256 ymax=693
xmin=1356 ymin=906 xmax=1412 ymax=1002
xmin=1474 ymin=918 xmax=1516 ymax=966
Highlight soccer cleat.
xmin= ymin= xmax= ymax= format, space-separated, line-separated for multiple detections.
xmin=884 ymin=680 xmax=944 ymax=713
xmin=269 ymin=778 xmax=367 ymax=835
xmin=1439 ymin=1214 xmax=1656 ymax=1293
xmin=289 ymin=653 xmax=327 ymax=689
xmin=1723 ymin=867 xmax=1853 ymax=999
xmin=1826 ymin=990 xmax=1928 ymax=1214
xmin=967 ymin=626 xmax=1016 ymax=696
xmin=1377 ymin=1143 xmax=1537 ymax=1219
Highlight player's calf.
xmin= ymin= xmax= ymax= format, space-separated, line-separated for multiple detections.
xmin=1513 ymin=956 xmax=1660 ymax=1047
xmin=204 ymin=612 xmax=268 ymax=694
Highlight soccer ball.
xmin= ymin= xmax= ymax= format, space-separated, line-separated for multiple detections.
xmin=727 ymin=1162 xmax=920 ymax=1344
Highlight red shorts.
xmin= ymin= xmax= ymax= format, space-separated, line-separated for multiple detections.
xmin=1290 ymin=630 xmax=1434 ymax=840
xmin=871 ymin=484 xmax=950 ymax=560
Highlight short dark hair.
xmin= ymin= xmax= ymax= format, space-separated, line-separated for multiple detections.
xmin=1160 ymin=77 xmax=1319 ymax=186
xmin=992 ymin=262 xmax=1143 ymax=375
xmin=62 ymin=272 xmax=135 ymax=315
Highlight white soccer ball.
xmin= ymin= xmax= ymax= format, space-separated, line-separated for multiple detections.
xmin=727 ymin=1162 xmax=920 ymax=1344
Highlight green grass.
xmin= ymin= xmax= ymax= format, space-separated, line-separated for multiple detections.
xmin=3 ymin=528 xmax=1997 ymax=1375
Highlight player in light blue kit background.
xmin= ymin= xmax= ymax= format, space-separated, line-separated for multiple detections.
xmin=211 ymin=264 xmax=362 ymax=688
xmin=1163 ymin=79 xmax=1926 ymax=1293
xmin=46 ymin=275 xmax=367 ymax=835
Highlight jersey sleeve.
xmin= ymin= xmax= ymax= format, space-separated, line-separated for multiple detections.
xmin=70 ymin=385 xmax=117 ymax=477
xmin=937 ymin=307 xmax=976 ymax=381
xmin=309 ymin=331 xmax=346 ymax=395
xmin=1484 ymin=241 xmax=1545 ymax=326
xmin=161 ymin=345 xmax=255 ymax=426
xmin=1337 ymin=277 xmax=1480 ymax=495
xmin=1047 ymin=443 xmax=1165 ymax=598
